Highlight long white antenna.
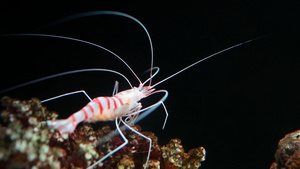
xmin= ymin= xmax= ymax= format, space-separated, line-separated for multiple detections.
xmin=39 ymin=11 xmax=154 ymax=86
xmin=151 ymin=39 xmax=253 ymax=88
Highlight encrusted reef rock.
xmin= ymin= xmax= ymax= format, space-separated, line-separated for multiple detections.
xmin=0 ymin=97 xmax=206 ymax=168
xmin=161 ymin=139 xmax=206 ymax=169
xmin=0 ymin=96 xmax=61 ymax=169
xmin=270 ymin=130 xmax=300 ymax=169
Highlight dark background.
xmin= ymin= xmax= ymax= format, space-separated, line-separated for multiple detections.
xmin=1 ymin=1 xmax=300 ymax=168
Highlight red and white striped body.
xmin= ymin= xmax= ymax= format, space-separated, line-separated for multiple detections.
xmin=47 ymin=86 xmax=152 ymax=134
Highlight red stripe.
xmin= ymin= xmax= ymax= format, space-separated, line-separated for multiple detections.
xmin=105 ymin=97 xmax=110 ymax=109
xmin=112 ymin=97 xmax=118 ymax=110
xmin=115 ymin=95 xmax=124 ymax=105
xmin=81 ymin=108 xmax=88 ymax=120
xmin=71 ymin=115 xmax=77 ymax=127
xmin=87 ymin=104 xmax=94 ymax=114
xmin=93 ymin=98 xmax=103 ymax=114
xmin=71 ymin=114 xmax=76 ymax=123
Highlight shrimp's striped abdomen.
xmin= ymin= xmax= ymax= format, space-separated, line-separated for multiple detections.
xmin=47 ymin=96 xmax=131 ymax=133
xmin=82 ymin=96 xmax=130 ymax=122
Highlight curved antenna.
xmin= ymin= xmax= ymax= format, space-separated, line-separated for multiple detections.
xmin=0 ymin=68 xmax=132 ymax=94
xmin=141 ymin=67 xmax=160 ymax=87
xmin=39 ymin=11 xmax=154 ymax=86
xmin=151 ymin=39 xmax=254 ymax=88
xmin=1 ymin=33 xmax=142 ymax=85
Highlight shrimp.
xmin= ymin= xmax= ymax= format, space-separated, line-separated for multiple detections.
xmin=46 ymin=85 xmax=155 ymax=134
xmin=0 ymin=11 xmax=261 ymax=169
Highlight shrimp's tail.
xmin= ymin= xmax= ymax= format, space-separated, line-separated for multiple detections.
xmin=47 ymin=116 xmax=77 ymax=134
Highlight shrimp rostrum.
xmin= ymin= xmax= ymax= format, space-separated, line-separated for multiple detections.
xmin=0 ymin=11 xmax=258 ymax=169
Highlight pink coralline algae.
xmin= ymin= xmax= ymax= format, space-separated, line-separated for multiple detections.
xmin=270 ymin=130 xmax=300 ymax=169
xmin=0 ymin=97 xmax=206 ymax=168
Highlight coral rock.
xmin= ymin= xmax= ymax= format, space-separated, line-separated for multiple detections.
xmin=161 ymin=139 xmax=206 ymax=169
xmin=270 ymin=129 xmax=300 ymax=169
xmin=1 ymin=97 xmax=206 ymax=168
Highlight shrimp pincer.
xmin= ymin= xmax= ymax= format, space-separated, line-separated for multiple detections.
xmin=47 ymin=86 xmax=154 ymax=134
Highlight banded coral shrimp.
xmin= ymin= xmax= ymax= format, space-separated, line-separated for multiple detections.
xmin=0 ymin=10 xmax=276 ymax=168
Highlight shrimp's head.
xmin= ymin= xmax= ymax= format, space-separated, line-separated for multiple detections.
xmin=138 ymin=84 xmax=155 ymax=99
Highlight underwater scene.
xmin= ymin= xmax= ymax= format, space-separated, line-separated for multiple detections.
xmin=0 ymin=1 xmax=299 ymax=169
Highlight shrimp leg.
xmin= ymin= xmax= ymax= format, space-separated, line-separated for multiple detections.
xmin=88 ymin=116 xmax=152 ymax=169
xmin=160 ymin=101 xmax=169 ymax=130
xmin=120 ymin=117 xmax=152 ymax=168
xmin=41 ymin=80 xmax=119 ymax=104
xmin=41 ymin=90 xmax=92 ymax=103
xmin=112 ymin=81 xmax=119 ymax=95
xmin=87 ymin=117 xmax=129 ymax=169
